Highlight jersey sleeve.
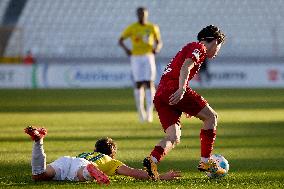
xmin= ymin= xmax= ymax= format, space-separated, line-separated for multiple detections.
xmin=103 ymin=159 xmax=124 ymax=176
xmin=120 ymin=25 xmax=132 ymax=39
xmin=185 ymin=44 xmax=203 ymax=65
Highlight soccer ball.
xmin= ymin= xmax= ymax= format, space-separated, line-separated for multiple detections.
xmin=206 ymin=154 xmax=229 ymax=179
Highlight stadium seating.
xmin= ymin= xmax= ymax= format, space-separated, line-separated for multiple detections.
xmin=2 ymin=0 xmax=284 ymax=59
xmin=0 ymin=0 xmax=9 ymax=19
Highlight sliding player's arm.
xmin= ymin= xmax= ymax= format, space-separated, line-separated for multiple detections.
xmin=169 ymin=58 xmax=195 ymax=105
xmin=116 ymin=165 xmax=181 ymax=180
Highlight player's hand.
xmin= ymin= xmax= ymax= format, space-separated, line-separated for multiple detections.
xmin=125 ymin=49 xmax=132 ymax=56
xmin=169 ymin=88 xmax=186 ymax=105
xmin=159 ymin=170 xmax=182 ymax=180
xmin=152 ymin=48 xmax=158 ymax=54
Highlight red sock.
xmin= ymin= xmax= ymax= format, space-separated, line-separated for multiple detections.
xmin=150 ymin=146 xmax=166 ymax=162
xmin=200 ymin=129 xmax=216 ymax=158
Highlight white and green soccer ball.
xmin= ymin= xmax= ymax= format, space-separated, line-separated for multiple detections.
xmin=206 ymin=154 xmax=229 ymax=179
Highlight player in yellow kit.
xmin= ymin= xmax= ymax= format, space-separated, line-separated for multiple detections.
xmin=25 ymin=126 xmax=181 ymax=184
xmin=119 ymin=7 xmax=162 ymax=123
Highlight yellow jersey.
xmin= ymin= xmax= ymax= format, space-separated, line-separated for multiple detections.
xmin=120 ymin=22 xmax=161 ymax=55
xmin=77 ymin=152 xmax=124 ymax=176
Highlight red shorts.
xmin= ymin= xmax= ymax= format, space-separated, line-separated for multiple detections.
xmin=154 ymin=87 xmax=207 ymax=130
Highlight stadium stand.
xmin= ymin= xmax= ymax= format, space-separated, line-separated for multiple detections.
xmin=1 ymin=0 xmax=284 ymax=61
xmin=0 ymin=0 xmax=9 ymax=19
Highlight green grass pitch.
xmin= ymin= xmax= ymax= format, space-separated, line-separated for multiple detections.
xmin=0 ymin=88 xmax=283 ymax=189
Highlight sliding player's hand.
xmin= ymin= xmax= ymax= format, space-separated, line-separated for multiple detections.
xmin=159 ymin=170 xmax=182 ymax=180
xmin=169 ymin=88 xmax=185 ymax=105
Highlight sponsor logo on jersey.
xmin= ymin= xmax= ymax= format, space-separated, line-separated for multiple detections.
xmin=192 ymin=49 xmax=200 ymax=61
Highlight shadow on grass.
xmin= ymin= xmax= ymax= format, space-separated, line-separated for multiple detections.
xmin=0 ymin=102 xmax=283 ymax=113
xmin=0 ymin=104 xmax=135 ymax=113
xmin=122 ymin=158 xmax=284 ymax=173
xmin=0 ymin=88 xmax=283 ymax=113
xmin=2 ymin=120 xmax=283 ymax=142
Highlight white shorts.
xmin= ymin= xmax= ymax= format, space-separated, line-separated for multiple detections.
xmin=49 ymin=156 xmax=90 ymax=181
xmin=130 ymin=54 xmax=156 ymax=82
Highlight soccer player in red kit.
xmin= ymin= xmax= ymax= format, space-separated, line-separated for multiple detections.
xmin=142 ymin=25 xmax=226 ymax=180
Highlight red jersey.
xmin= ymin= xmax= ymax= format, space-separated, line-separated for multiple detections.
xmin=159 ymin=42 xmax=207 ymax=89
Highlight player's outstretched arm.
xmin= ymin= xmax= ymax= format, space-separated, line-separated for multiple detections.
xmin=117 ymin=165 xmax=150 ymax=180
xmin=117 ymin=165 xmax=181 ymax=180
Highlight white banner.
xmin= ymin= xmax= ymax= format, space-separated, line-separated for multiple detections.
xmin=38 ymin=63 xmax=133 ymax=88
xmin=187 ymin=63 xmax=284 ymax=88
xmin=0 ymin=65 xmax=33 ymax=88
xmin=0 ymin=62 xmax=283 ymax=88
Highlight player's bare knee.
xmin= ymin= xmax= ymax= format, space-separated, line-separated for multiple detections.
xmin=210 ymin=110 xmax=218 ymax=128
xmin=167 ymin=134 xmax=180 ymax=146
xmin=214 ymin=110 xmax=218 ymax=120
xmin=173 ymin=135 xmax=181 ymax=145
xmin=203 ymin=110 xmax=218 ymax=129
xmin=175 ymin=138 xmax=181 ymax=145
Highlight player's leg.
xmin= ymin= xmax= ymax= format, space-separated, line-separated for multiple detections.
xmin=173 ymin=89 xmax=223 ymax=173
xmin=143 ymin=85 xmax=184 ymax=179
xmin=144 ymin=80 xmax=155 ymax=122
xmin=195 ymin=105 xmax=225 ymax=174
xmin=175 ymin=89 xmax=213 ymax=163
xmin=154 ymin=94 xmax=182 ymax=159
xmin=143 ymin=124 xmax=181 ymax=180
xmin=59 ymin=157 xmax=109 ymax=184
xmin=143 ymin=94 xmax=182 ymax=180
xmin=144 ymin=54 xmax=156 ymax=122
xmin=24 ymin=126 xmax=55 ymax=181
xmin=77 ymin=164 xmax=110 ymax=185
xmin=152 ymin=124 xmax=181 ymax=162
xmin=134 ymin=81 xmax=146 ymax=122
xmin=196 ymin=105 xmax=217 ymax=163
xmin=31 ymin=165 xmax=56 ymax=181
xmin=131 ymin=55 xmax=147 ymax=122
